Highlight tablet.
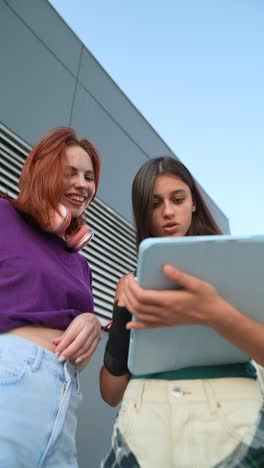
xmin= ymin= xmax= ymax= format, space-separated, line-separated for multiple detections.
xmin=127 ymin=234 xmax=264 ymax=375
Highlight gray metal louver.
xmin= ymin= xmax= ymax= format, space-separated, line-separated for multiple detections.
xmin=0 ymin=123 xmax=137 ymax=326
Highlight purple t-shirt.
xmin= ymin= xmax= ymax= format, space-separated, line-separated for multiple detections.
xmin=0 ymin=199 xmax=94 ymax=332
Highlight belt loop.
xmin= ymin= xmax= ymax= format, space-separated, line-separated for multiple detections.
xmin=64 ymin=360 xmax=71 ymax=382
xmin=31 ymin=345 xmax=43 ymax=372
xmin=135 ymin=380 xmax=145 ymax=412
xmin=203 ymin=380 xmax=217 ymax=414
xmin=64 ymin=360 xmax=76 ymax=383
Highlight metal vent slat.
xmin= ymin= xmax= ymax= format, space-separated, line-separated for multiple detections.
xmin=89 ymin=195 xmax=134 ymax=229
xmin=87 ymin=207 xmax=136 ymax=245
xmin=1 ymin=151 xmax=25 ymax=172
xmin=87 ymin=213 xmax=136 ymax=258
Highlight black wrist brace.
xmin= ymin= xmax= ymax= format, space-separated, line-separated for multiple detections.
xmin=103 ymin=301 xmax=132 ymax=376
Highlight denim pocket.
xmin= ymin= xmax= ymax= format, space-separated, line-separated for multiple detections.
xmin=0 ymin=352 xmax=27 ymax=384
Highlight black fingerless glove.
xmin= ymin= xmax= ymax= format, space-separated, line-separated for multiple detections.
xmin=103 ymin=301 xmax=132 ymax=376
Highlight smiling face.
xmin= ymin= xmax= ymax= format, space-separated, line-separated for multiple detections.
xmin=61 ymin=145 xmax=95 ymax=219
xmin=149 ymin=174 xmax=196 ymax=238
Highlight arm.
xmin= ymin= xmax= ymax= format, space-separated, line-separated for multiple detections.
xmin=100 ymin=276 xmax=132 ymax=407
xmin=123 ymin=264 xmax=264 ymax=366
xmin=53 ymin=257 xmax=101 ymax=372
xmin=100 ymin=367 xmax=130 ymax=407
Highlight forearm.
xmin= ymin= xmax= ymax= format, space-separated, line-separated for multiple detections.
xmin=212 ymin=298 xmax=264 ymax=365
xmin=100 ymin=277 xmax=132 ymax=406
xmin=100 ymin=366 xmax=130 ymax=407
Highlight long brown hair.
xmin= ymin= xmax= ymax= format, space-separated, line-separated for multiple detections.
xmin=132 ymin=156 xmax=222 ymax=248
xmin=11 ymin=127 xmax=101 ymax=232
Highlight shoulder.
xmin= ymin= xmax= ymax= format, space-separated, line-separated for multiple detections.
xmin=0 ymin=199 xmax=28 ymax=228
xmin=0 ymin=197 xmax=11 ymax=207
xmin=0 ymin=192 xmax=11 ymax=200
xmin=0 ymin=199 xmax=23 ymax=238
xmin=0 ymin=198 xmax=16 ymax=217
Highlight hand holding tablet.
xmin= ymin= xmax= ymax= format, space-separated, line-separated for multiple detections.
xmin=127 ymin=235 xmax=264 ymax=375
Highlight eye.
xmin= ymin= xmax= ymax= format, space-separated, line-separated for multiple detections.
xmin=152 ymin=200 xmax=161 ymax=209
xmin=173 ymin=197 xmax=184 ymax=204
xmin=66 ymin=168 xmax=77 ymax=178
xmin=63 ymin=170 xmax=72 ymax=179
xmin=85 ymin=173 xmax=95 ymax=182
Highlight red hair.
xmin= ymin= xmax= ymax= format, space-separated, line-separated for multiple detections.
xmin=12 ymin=127 xmax=101 ymax=231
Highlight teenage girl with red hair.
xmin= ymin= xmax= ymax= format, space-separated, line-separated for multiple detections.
xmin=0 ymin=127 xmax=101 ymax=467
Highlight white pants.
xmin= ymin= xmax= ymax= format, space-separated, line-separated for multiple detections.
xmin=117 ymin=377 xmax=263 ymax=468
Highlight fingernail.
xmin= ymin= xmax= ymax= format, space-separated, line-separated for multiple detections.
xmin=75 ymin=357 xmax=82 ymax=364
xmin=55 ymin=352 xmax=60 ymax=357
xmin=58 ymin=355 xmax=66 ymax=363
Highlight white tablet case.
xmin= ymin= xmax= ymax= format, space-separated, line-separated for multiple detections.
xmin=128 ymin=235 xmax=264 ymax=375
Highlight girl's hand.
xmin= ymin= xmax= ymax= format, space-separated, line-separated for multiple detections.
xmin=53 ymin=313 xmax=101 ymax=365
xmin=122 ymin=265 xmax=264 ymax=365
xmin=123 ymin=264 xmax=224 ymax=329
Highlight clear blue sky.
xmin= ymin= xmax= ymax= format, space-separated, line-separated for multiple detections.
xmin=49 ymin=0 xmax=264 ymax=235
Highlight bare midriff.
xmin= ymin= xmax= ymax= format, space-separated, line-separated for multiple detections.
xmin=8 ymin=325 xmax=88 ymax=372
xmin=9 ymin=325 xmax=63 ymax=353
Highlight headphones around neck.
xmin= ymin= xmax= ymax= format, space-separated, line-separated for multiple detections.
xmin=47 ymin=203 xmax=94 ymax=252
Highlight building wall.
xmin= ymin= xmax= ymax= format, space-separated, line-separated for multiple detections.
xmin=0 ymin=0 xmax=229 ymax=231
xmin=0 ymin=1 xmax=230 ymax=466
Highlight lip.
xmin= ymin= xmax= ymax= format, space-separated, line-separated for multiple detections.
xmin=162 ymin=223 xmax=180 ymax=234
xmin=64 ymin=193 xmax=87 ymax=207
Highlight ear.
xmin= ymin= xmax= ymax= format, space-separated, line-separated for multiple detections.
xmin=192 ymin=201 xmax=196 ymax=212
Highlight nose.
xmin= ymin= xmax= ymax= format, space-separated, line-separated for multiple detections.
xmin=162 ymin=200 xmax=175 ymax=218
xmin=74 ymin=173 xmax=88 ymax=189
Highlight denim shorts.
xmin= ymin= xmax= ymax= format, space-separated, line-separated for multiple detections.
xmin=0 ymin=333 xmax=82 ymax=468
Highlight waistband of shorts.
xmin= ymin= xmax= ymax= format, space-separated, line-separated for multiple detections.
xmin=124 ymin=376 xmax=261 ymax=404
xmin=130 ymin=361 xmax=256 ymax=381
xmin=0 ymin=333 xmax=77 ymax=379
